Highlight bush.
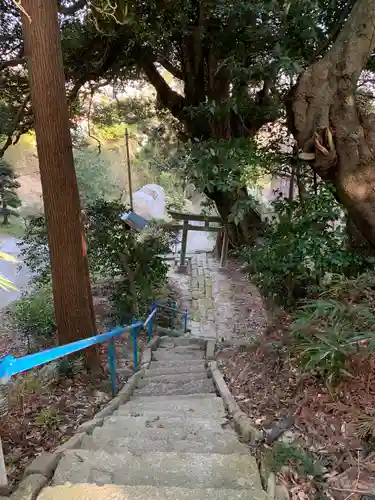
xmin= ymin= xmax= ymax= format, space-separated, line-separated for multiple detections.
xmin=290 ymin=273 xmax=375 ymax=382
xmin=86 ymin=199 xmax=172 ymax=321
xmin=241 ymin=186 xmax=374 ymax=308
xmin=12 ymin=284 xmax=55 ymax=338
xmin=18 ymin=199 xmax=173 ymax=325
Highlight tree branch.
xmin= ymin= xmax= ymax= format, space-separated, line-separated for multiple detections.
xmin=293 ymin=0 xmax=375 ymax=147
xmin=156 ymin=55 xmax=183 ymax=80
xmin=0 ymin=57 xmax=24 ymax=72
xmin=141 ymin=57 xmax=186 ymax=122
xmin=0 ymin=93 xmax=30 ymax=159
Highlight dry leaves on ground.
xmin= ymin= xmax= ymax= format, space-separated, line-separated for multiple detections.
xmin=217 ymin=321 xmax=375 ymax=499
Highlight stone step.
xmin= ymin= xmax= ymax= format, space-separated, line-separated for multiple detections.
xmin=128 ymin=393 xmax=220 ymax=402
xmin=82 ymin=433 xmax=249 ymax=455
xmin=149 ymin=360 xmax=206 ymax=370
xmin=132 ymin=378 xmax=215 ymax=397
xmin=52 ymin=450 xmax=263 ymax=491
xmin=113 ymin=409 xmax=223 ymax=421
xmin=139 ymin=373 xmax=209 ymax=387
xmin=159 ymin=336 xmax=207 ymax=348
xmin=158 ymin=344 xmax=204 ymax=352
xmin=115 ymin=395 xmax=225 ymax=419
xmin=145 ymin=365 xmax=207 ymax=378
xmin=92 ymin=421 xmax=234 ymax=443
xmin=38 ymin=484 xmax=269 ymax=500
xmin=102 ymin=415 xmax=225 ymax=433
xmin=152 ymin=351 xmax=205 ymax=362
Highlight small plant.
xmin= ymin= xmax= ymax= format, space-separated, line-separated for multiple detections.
xmin=56 ymin=356 xmax=84 ymax=378
xmin=11 ymin=284 xmax=55 ymax=338
xmin=34 ymin=407 xmax=62 ymax=428
xmin=265 ymin=442 xmax=317 ymax=477
xmin=355 ymin=412 xmax=375 ymax=440
xmin=290 ymin=274 xmax=375 ymax=382
xmin=9 ymin=373 xmax=43 ymax=407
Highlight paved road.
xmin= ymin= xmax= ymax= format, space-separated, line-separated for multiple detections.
xmin=0 ymin=236 xmax=32 ymax=309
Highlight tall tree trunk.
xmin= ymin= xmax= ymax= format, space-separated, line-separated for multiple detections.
xmin=288 ymin=0 xmax=375 ymax=248
xmin=21 ymin=0 xmax=99 ymax=367
xmin=143 ymin=46 xmax=267 ymax=247
xmin=2 ymin=203 xmax=8 ymax=226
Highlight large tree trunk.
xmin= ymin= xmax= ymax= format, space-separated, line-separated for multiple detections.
xmin=142 ymin=39 xmax=267 ymax=247
xmin=288 ymin=0 xmax=375 ymax=248
xmin=21 ymin=0 xmax=99 ymax=367
xmin=206 ymin=186 xmax=264 ymax=247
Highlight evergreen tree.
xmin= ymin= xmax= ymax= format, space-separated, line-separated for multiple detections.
xmin=0 ymin=159 xmax=21 ymax=225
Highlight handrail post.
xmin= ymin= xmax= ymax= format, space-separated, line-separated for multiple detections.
xmin=108 ymin=339 xmax=117 ymax=397
xmin=132 ymin=322 xmax=138 ymax=371
xmin=184 ymin=309 xmax=188 ymax=333
xmin=147 ymin=303 xmax=155 ymax=344
xmin=171 ymin=302 xmax=176 ymax=330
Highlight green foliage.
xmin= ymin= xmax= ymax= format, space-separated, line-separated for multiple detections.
xmin=12 ymin=284 xmax=55 ymax=338
xmin=86 ymin=199 xmax=171 ymax=321
xmin=19 ymin=199 xmax=172 ymax=325
xmin=18 ymin=215 xmax=50 ymax=287
xmin=242 ymin=183 xmax=374 ymax=307
xmin=290 ymin=274 xmax=375 ymax=382
xmin=92 ymin=97 xmax=156 ymax=131
xmin=0 ymin=158 xmax=21 ymax=225
xmin=178 ymin=138 xmax=270 ymax=195
xmin=265 ymin=442 xmax=318 ymax=477
xmin=157 ymin=172 xmax=186 ymax=212
xmin=56 ymin=356 xmax=84 ymax=378
xmin=34 ymin=408 xmax=62 ymax=428
xmin=74 ymin=148 xmax=121 ymax=206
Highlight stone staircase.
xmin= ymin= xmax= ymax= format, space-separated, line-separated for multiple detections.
xmin=37 ymin=337 xmax=268 ymax=500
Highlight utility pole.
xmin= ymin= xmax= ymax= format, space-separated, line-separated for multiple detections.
xmin=125 ymin=128 xmax=133 ymax=210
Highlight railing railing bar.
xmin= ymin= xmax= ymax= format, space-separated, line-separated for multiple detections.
xmin=0 ymin=322 xmax=142 ymax=384
xmin=155 ymin=303 xmax=186 ymax=314
xmin=143 ymin=307 xmax=157 ymax=328
xmin=0 ymin=299 xmax=191 ymax=490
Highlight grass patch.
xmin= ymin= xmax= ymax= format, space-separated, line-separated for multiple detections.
xmin=265 ymin=442 xmax=318 ymax=477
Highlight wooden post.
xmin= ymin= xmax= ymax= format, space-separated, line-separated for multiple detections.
xmin=220 ymin=228 xmax=229 ymax=269
xmin=0 ymin=436 xmax=7 ymax=493
xmin=125 ymin=128 xmax=133 ymax=210
xmin=179 ymin=220 xmax=189 ymax=268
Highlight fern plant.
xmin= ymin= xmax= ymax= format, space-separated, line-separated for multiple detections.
xmin=291 ymin=275 xmax=375 ymax=382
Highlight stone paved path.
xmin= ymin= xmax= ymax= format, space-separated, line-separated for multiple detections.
xmin=169 ymin=253 xmax=267 ymax=341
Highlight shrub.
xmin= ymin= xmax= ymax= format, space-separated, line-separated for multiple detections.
xmin=86 ymin=199 xmax=172 ymax=321
xmin=19 ymin=199 xmax=173 ymax=325
xmin=11 ymin=284 xmax=55 ymax=338
xmin=290 ymin=273 xmax=375 ymax=382
xmin=241 ymin=186 xmax=374 ymax=308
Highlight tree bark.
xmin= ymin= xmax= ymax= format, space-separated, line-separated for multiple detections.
xmin=21 ymin=0 xmax=99 ymax=367
xmin=288 ymin=0 xmax=375 ymax=248
xmin=142 ymin=42 xmax=267 ymax=246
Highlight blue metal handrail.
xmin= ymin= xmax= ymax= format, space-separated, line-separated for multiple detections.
xmin=0 ymin=301 xmax=189 ymax=397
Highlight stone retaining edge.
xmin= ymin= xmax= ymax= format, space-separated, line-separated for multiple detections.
xmin=207 ymin=360 xmax=290 ymax=499
xmin=207 ymin=360 xmax=264 ymax=444
xmin=3 ymin=336 xmax=161 ymax=499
